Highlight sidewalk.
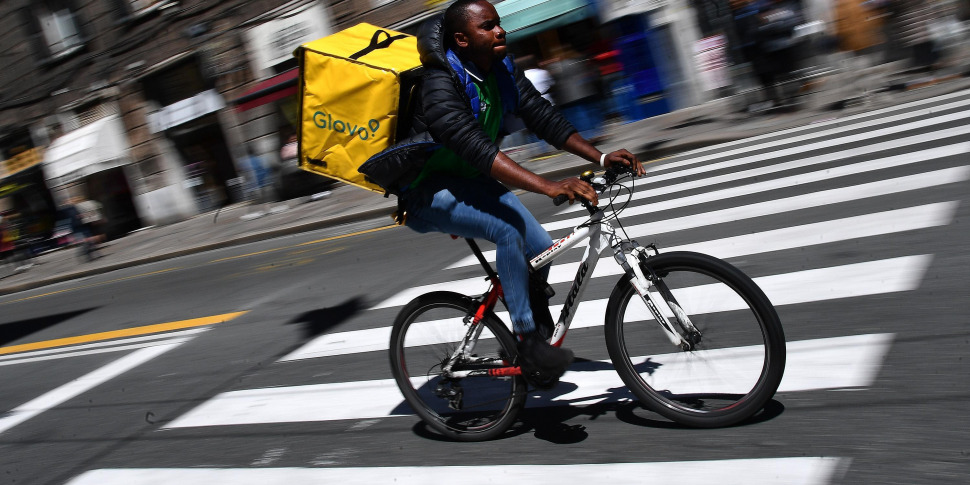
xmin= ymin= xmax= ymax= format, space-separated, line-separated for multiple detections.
xmin=3 ymin=60 xmax=969 ymax=296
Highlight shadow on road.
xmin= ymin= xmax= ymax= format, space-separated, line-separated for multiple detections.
xmin=0 ymin=308 xmax=99 ymax=347
xmin=287 ymin=296 xmax=367 ymax=340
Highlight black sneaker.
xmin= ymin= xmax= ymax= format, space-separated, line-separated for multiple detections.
xmin=516 ymin=332 xmax=574 ymax=389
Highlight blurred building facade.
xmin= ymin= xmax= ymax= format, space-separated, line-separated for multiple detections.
xmin=0 ymin=0 xmax=444 ymax=243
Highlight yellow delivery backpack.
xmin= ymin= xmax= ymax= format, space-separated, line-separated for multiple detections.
xmin=296 ymin=24 xmax=422 ymax=192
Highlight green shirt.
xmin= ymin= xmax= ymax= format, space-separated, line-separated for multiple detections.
xmin=410 ymin=71 xmax=504 ymax=188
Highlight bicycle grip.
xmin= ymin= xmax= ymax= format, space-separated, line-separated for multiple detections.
xmin=552 ymin=194 xmax=570 ymax=206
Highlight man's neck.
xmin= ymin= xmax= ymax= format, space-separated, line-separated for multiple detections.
xmin=456 ymin=49 xmax=492 ymax=75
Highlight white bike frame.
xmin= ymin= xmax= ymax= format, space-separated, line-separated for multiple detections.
xmin=444 ymin=178 xmax=695 ymax=379
xmin=528 ymin=199 xmax=692 ymax=350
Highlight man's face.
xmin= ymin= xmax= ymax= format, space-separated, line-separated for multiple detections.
xmin=454 ymin=1 xmax=507 ymax=64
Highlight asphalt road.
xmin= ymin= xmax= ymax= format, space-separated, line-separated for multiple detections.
xmin=1 ymin=93 xmax=969 ymax=484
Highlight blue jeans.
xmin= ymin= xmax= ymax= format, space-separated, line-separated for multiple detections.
xmin=402 ymin=175 xmax=553 ymax=334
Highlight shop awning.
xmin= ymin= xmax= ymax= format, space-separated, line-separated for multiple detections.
xmin=43 ymin=114 xmax=130 ymax=187
xmin=233 ymin=68 xmax=300 ymax=112
xmin=496 ymin=0 xmax=597 ymax=39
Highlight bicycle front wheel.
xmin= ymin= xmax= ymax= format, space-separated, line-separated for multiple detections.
xmin=605 ymin=251 xmax=786 ymax=428
xmin=389 ymin=291 xmax=526 ymax=441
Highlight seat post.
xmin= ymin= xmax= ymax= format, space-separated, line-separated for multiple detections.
xmin=465 ymin=238 xmax=498 ymax=281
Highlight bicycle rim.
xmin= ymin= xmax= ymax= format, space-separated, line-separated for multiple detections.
xmin=389 ymin=292 xmax=526 ymax=441
xmin=606 ymin=252 xmax=785 ymax=427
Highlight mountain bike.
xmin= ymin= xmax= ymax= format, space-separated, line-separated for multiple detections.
xmin=389 ymin=166 xmax=786 ymax=441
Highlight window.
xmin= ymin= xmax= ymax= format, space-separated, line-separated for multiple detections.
xmin=27 ymin=0 xmax=85 ymax=59
xmin=37 ymin=3 xmax=83 ymax=57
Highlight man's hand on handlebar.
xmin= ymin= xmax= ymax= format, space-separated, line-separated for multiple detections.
xmin=547 ymin=177 xmax=598 ymax=206
xmin=603 ymin=149 xmax=645 ymax=177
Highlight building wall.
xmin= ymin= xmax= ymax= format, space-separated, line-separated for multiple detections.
xmin=0 ymin=0 xmax=437 ymax=228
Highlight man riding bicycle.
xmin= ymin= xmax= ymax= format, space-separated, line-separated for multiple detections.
xmin=373 ymin=0 xmax=644 ymax=383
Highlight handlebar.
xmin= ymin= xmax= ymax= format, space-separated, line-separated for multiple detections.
xmin=552 ymin=164 xmax=639 ymax=207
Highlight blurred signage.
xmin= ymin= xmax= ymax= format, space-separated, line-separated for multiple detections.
xmin=0 ymin=147 xmax=43 ymax=178
xmin=245 ymin=3 xmax=332 ymax=73
xmin=598 ymin=0 xmax=668 ymax=23
xmin=694 ymin=34 xmax=729 ymax=91
xmin=147 ymin=89 xmax=225 ymax=133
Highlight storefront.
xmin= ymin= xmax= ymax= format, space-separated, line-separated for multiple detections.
xmin=1 ymin=148 xmax=58 ymax=251
xmin=42 ymin=114 xmax=142 ymax=240
xmin=142 ymin=56 xmax=241 ymax=211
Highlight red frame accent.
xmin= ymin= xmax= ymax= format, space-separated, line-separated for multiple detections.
xmin=488 ymin=366 xmax=523 ymax=377
xmin=472 ymin=279 xmax=524 ymax=377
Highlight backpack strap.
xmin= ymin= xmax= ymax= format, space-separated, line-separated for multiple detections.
xmin=349 ymin=30 xmax=409 ymax=60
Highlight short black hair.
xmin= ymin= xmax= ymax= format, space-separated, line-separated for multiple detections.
xmin=443 ymin=0 xmax=488 ymax=48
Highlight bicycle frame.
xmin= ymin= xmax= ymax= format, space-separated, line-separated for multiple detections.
xmin=444 ymin=198 xmax=696 ymax=380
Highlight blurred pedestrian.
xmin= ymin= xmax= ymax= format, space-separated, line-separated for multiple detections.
xmin=591 ymin=40 xmax=628 ymax=123
xmin=758 ymin=0 xmax=804 ymax=106
xmin=72 ymin=197 xmax=105 ymax=262
xmin=885 ymin=0 xmax=940 ymax=71
xmin=732 ymin=0 xmax=804 ymax=110
xmin=0 ymin=211 xmax=32 ymax=271
xmin=245 ymin=145 xmax=270 ymax=202
xmin=547 ymin=46 xmax=602 ymax=138
xmin=732 ymin=0 xmax=779 ymax=109
xmin=833 ymin=0 xmax=887 ymax=103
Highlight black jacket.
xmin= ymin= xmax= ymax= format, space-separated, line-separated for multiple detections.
xmin=358 ymin=16 xmax=576 ymax=195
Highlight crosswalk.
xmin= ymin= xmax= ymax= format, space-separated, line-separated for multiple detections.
xmin=64 ymin=90 xmax=970 ymax=483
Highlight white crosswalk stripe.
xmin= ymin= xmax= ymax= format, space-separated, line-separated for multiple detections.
xmin=554 ymin=139 xmax=969 ymax=219
xmin=76 ymin=90 xmax=970 ymax=481
xmin=169 ymin=333 xmax=893 ymax=428
xmin=65 ymin=457 xmax=847 ymax=485
xmin=177 ymin=332 xmax=891 ymax=429
xmin=643 ymin=93 xmax=970 ymax=176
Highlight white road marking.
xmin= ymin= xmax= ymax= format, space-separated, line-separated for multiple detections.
xmin=642 ymin=96 xmax=970 ymax=178
xmin=65 ymin=457 xmax=846 ymax=485
xmin=0 ymin=341 xmax=187 ymax=435
xmin=0 ymin=328 xmax=208 ymax=364
xmin=168 ymin=334 xmax=891 ymax=428
xmin=0 ymin=337 xmax=193 ymax=366
xmin=552 ymin=139 xmax=968 ymax=221
xmin=648 ymin=88 xmax=970 ymax=170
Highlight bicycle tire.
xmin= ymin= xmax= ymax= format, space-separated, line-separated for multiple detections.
xmin=389 ymin=291 xmax=527 ymax=441
xmin=605 ymin=251 xmax=786 ymax=428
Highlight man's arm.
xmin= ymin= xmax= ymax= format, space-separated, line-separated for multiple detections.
xmin=488 ymin=151 xmax=600 ymax=205
xmin=561 ymin=132 xmax=646 ymax=177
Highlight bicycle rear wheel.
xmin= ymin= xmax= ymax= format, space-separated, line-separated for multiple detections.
xmin=605 ymin=251 xmax=785 ymax=428
xmin=389 ymin=291 xmax=526 ymax=441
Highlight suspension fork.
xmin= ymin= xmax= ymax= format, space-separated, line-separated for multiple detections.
xmin=614 ymin=245 xmax=692 ymax=350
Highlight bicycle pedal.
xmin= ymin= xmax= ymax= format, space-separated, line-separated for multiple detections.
xmin=524 ymin=370 xmax=559 ymax=390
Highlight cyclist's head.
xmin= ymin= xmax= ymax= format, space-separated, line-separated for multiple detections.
xmin=444 ymin=0 xmax=507 ymax=70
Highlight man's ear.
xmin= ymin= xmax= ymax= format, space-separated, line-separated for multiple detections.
xmin=454 ymin=32 xmax=469 ymax=49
